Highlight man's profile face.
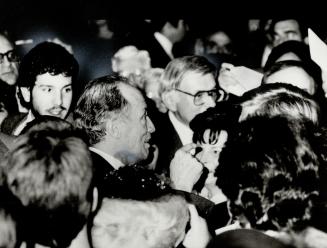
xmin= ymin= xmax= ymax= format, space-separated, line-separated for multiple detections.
xmin=119 ymin=85 xmax=156 ymax=165
xmin=0 ymin=35 xmax=19 ymax=85
xmin=31 ymin=72 xmax=73 ymax=119
xmin=273 ymin=20 xmax=302 ymax=47
xmin=175 ymin=71 xmax=217 ymax=126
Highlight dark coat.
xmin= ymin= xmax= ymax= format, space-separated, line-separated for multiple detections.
xmin=1 ymin=112 xmax=27 ymax=135
xmin=153 ymin=113 xmax=183 ymax=176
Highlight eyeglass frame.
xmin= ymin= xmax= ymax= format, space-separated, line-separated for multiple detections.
xmin=0 ymin=50 xmax=20 ymax=64
xmin=173 ymin=88 xmax=225 ymax=105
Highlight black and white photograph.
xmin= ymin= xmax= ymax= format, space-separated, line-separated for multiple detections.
xmin=1 ymin=1 xmax=327 ymax=248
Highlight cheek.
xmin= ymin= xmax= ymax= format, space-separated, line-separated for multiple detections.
xmin=63 ymin=92 xmax=73 ymax=106
xmin=32 ymin=91 xmax=49 ymax=109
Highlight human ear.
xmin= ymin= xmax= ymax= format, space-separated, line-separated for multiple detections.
xmin=105 ymin=119 xmax=121 ymax=138
xmin=161 ymin=91 xmax=177 ymax=112
xmin=20 ymin=87 xmax=31 ymax=103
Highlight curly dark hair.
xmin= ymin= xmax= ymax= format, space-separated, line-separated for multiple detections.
xmin=216 ymin=116 xmax=325 ymax=232
xmin=17 ymin=41 xmax=79 ymax=108
xmin=18 ymin=41 xmax=78 ymax=88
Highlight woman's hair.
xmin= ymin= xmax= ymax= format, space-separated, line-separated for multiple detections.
xmin=217 ymin=116 xmax=324 ymax=232
xmin=190 ymin=101 xmax=240 ymax=145
xmin=239 ymin=83 xmax=320 ymax=124
xmin=264 ymin=40 xmax=311 ymax=71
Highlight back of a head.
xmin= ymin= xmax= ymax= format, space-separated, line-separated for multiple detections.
xmin=207 ymin=229 xmax=295 ymax=248
xmin=264 ymin=40 xmax=311 ymax=71
xmin=91 ymin=165 xmax=189 ymax=248
xmin=239 ymin=83 xmax=320 ymax=124
xmin=190 ymin=101 xmax=240 ymax=144
xmin=92 ymin=195 xmax=189 ymax=248
xmin=17 ymin=41 xmax=79 ymax=89
xmin=217 ymin=116 xmax=321 ymax=232
xmin=2 ymin=117 xmax=93 ymax=247
xmin=0 ymin=186 xmax=20 ymax=248
xmin=262 ymin=60 xmax=322 ymax=96
xmin=161 ymin=55 xmax=216 ymax=91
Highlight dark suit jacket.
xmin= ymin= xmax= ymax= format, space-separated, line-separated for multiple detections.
xmin=90 ymin=150 xmax=116 ymax=196
xmin=130 ymin=31 xmax=172 ymax=69
xmin=1 ymin=112 xmax=27 ymax=135
xmin=153 ymin=113 xmax=183 ymax=176
xmin=90 ymin=150 xmax=115 ymax=179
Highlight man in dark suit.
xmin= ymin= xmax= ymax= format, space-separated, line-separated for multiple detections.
xmin=74 ymin=74 xmax=156 ymax=191
xmin=131 ymin=18 xmax=189 ymax=69
xmin=154 ymin=55 xmax=224 ymax=176
xmin=1 ymin=41 xmax=79 ymax=136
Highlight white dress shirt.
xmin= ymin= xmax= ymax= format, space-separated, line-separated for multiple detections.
xmin=168 ymin=111 xmax=193 ymax=145
xmin=154 ymin=32 xmax=174 ymax=59
xmin=89 ymin=147 xmax=124 ymax=170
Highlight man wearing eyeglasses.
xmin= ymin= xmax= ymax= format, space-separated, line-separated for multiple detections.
xmin=154 ymin=55 xmax=225 ymax=176
xmin=0 ymin=33 xmax=19 ymax=86
xmin=0 ymin=33 xmax=21 ymax=128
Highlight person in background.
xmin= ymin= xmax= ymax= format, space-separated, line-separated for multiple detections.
xmin=1 ymin=41 xmax=79 ymax=136
xmin=155 ymin=55 xmax=222 ymax=176
xmin=0 ymin=31 xmax=20 ymax=126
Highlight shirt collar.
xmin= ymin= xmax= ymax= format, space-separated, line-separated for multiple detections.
xmin=168 ymin=111 xmax=193 ymax=145
xmin=154 ymin=32 xmax=174 ymax=59
xmin=13 ymin=110 xmax=35 ymax=135
xmin=89 ymin=147 xmax=124 ymax=170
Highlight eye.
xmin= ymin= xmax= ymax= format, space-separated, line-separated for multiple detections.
xmin=41 ymin=87 xmax=52 ymax=93
xmin=63 ymin=86 xmax=72 ymax=93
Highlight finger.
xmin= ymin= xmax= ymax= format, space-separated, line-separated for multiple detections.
xmin=187 ymin=204 xmax=199 ymax=226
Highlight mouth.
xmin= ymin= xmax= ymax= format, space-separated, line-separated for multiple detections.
xmin=144 ymin=135 xmax=152 ymax=147
xmin=1 ymin=71 xmax=14 ymax=76
xmin=48 ymin=108 xmax=65 ymax=117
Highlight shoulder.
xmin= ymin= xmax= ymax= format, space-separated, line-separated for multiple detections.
xmin=1 ymin=113 xmax=27 ymax=135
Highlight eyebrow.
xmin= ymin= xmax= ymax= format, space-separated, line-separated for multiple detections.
xmin=35 ymin=83 xmax=72 ymax=88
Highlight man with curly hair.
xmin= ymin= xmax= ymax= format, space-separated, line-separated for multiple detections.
xmin=1 ymin=41 xmax=79 ymax=136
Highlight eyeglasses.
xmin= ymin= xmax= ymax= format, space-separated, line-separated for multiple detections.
xmin=174 ymin=88 xmax=225 ymax=105
xmin=0 ymin=50 xmax=19 ymax=64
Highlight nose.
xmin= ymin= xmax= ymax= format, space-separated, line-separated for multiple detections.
xmin=146 ymin=116 xmax=156 ymax=133
xmin=203 ymin=93 xmax=216 ymax=109
xmin=53 ymin=90 xmax=63 ymax=106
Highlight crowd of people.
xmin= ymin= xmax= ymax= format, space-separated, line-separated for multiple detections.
xmin=1 ymin=18 xmax=327 ymax=248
